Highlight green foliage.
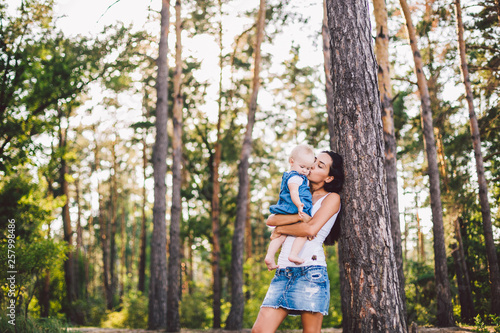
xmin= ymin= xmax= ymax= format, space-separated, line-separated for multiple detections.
xmin=69 ymin=297 xmax=106 ymax=327
xmin=473 ymin=315 xmax=490 ymax=333
xmin=180 ymin=287 xmax=212 ymax=329
xmin=101 ymin=291 xmax=148 ymax=328
xmin=0 ymin=315 xmax=70 ymax=333
xmin=0 ymin=170 xmax=67 ymax=318
xmin=405 ymin=260 xmax=437 ymax=326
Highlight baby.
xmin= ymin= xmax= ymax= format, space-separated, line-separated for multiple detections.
xmin=264 ymin=144 xmax=315 ymax=270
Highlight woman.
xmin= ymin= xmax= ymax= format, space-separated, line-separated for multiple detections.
xmin=252 ymin=151 xmax=344 ymax=333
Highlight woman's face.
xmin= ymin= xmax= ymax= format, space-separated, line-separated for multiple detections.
xmin=308 ymin=152 xmax=333 ymax=184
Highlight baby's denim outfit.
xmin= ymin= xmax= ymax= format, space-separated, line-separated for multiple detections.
xmin=269 ymin=170 xmax=312 ymax=216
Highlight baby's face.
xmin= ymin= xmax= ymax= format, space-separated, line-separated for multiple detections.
xmin=290 ymin=155 xmax=315 ymax=176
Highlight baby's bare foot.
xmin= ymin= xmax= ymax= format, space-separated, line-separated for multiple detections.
xmin=288 ymin=254 xmax=305 ymax=265
xmin=264 ymin=256 xmax=278 ymax=271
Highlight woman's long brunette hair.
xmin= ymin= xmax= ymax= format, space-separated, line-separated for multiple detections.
xmin=322 ymin=151 xmax=344 ymax=246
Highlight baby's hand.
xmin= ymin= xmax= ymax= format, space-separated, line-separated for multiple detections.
xmin=298 ymin=203 xmax=304 ymax=213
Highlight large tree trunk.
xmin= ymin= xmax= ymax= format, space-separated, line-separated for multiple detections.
xmin=455 ymin=0 xmax=500 ymax=316
xmin=399 ymin=0 xmax=455 ymax=326
xmin=326 ymin=0 xmax=407 ymax=331
xmin=225 ymin=0 xmax=266 ymax=329
xmin=372 ymin=0 xmax=406 ymax=317
xmin=167 ymin=1 xmax=183 ymax=331
xmin=211 ymin=0 xmax=223 ymax=327
xmin=148 ymin=0 xmax=170 ymax=329
xmin=138 ymin=136 xmax=147 ymax=293
xmin=452 ymin=217 xmax=475 ymax=323
xmin=322 ymin=0 xmax=335 ymax=149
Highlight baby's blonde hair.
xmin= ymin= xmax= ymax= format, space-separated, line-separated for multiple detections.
xmin=290 ymin=144 xmax=315 ymax=162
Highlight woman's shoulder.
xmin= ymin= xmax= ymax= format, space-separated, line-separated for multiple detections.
xmin=326 ymin=192 xmax=340 ymax=200
xmin=321 ymin=192 xmax=340 ymax=210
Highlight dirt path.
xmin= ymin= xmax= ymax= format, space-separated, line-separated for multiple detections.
xmin=66 ymin=327 xmax=478 ymax=333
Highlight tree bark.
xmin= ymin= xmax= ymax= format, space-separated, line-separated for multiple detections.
xmin=326 ymin=0 xmax=407 ymax=331
xmin=94 ymin=133 xmax=113 ymax=310
xmin=138 ymin=136 xmax=147 ymax=293
xmin=225 ymin=0 xmax=266 ymax=329
xmin=167 ymin=1 xmax=183 ymax=331
xmin=120 ymin=206 xmax=126 ymax=298
xmin=455 ymin=0 xmax=500 ymax=316
xmin=148 ymin=0 xmax=170 ymax=329
xmin=75 ymin=177 xmax=83 ymax=299
xmin=372 ymin=0 xmax=406 ymax=317
xmin=110 ymin=139 xmax=118 ymax=307
xmin=399 ymin=0 xmax=455 ymax=326
xmin=59 ymin=119 xmax=76 ymax=307
xmin=212 ymin=0 xmax=223 ymax=327
xmin=322 ymin=0 xmax=335 ymax=149
xmin=452 ymin=217 xmax=475 ymax=323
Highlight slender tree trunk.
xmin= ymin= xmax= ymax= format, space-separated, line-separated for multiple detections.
xmin=59 ymin=122 xmax=76 ymax=306
xmin=110 ymin=141 xmax=118 ymax=307
xmin=148 ymin=0 xmax=170 ymax=329
xmin=130 ymin=206 xmax=137 ymax=277
xmin=87 ymin=215 xmax=94 ymax=297
xmin=455 ymin=0 xmax=500 ymax=316
xmin=167 ymin=1 xmax=183 ymax=330
xmin=372 ymin=0 xmax=406 ymax=317
xmin=40 ymin=195 xmax=52 ymax=317
xmin=94 ymin=133 xmax=112 ymax=309
xmin=120 ymin=206 xmax=126 ymax=298
xmin=416 ymin=210 xmax=426 ymax=263
xmin=399 ymin=0 xmax=455 ymax=326
xmin=225 ymin=0 xmax=266 ymax=329
xmin=212 ymin=0 xmax=223 ymax=327
xmin=322 ymin=0 xmax=335 ymax=149
xmin=75 ymin=177 xmax=83 ymax=299
xmin=245 ymin=192 xmax=252 ymax=260
xmin=138 ymin=136 xmax=147 ymax=293
xmin=326 ymin=0 xmax=407 ymax=331
xmin=452 ymin=217 xmax=475 ymax=323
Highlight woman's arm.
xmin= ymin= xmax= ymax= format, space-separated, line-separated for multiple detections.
xmin=266 ymin=213 xmax=301 ymax=226
xmin=275 ymin=193 xmax=340 ymax=238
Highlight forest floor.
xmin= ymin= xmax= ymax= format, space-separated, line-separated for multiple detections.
xmin=66 ymin=327 xmax=487 ymax=333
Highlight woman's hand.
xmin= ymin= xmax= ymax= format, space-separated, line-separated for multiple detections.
xmin=270 ymin=228 xmax=282 ymax=240
xmin=299 ymin=212 xmax=312 ymax=223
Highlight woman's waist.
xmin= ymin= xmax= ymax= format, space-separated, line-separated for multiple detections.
xmin=274 ymin=265 xmax=327 ymax=276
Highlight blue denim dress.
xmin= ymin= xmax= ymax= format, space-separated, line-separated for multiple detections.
xmin=269 ymin=171 xmax=312 ymax=216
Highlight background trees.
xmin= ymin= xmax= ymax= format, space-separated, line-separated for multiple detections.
xmin=0 ymin=0 xmax=499 ymax=331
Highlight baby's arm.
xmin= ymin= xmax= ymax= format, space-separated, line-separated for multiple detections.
xmin=288 ymin=183 xmax=304 ymax=213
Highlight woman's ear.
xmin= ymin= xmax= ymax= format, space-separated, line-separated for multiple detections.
xmin=325 ymin=175 xmax=334 ymax=184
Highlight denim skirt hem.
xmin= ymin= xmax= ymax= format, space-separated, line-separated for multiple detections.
xmin=261 ymin=265 xmax=330 ymax=316
xmin=260 ymin=305 xmax=328 ymax=316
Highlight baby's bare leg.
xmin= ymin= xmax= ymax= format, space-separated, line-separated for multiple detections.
xmin=265 ymin=235 xmax=286 ymax=270
xmin=288 ymin=236 xmax=306 ymax=265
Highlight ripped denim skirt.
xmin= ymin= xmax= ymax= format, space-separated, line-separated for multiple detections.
xmin=261 ymin=265 xmax=330 ymax=316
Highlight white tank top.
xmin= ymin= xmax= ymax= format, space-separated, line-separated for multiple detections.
xmin=276 ymin=193 xmax=340 ymax=268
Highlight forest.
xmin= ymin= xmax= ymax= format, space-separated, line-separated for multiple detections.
xmin=0 ymin=0 xmax=499 ymax=332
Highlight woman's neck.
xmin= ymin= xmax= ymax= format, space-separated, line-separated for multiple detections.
xmin=311 ymin=183 xmax=328 ymax=196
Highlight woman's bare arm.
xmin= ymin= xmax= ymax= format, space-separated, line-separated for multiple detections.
xmin=275 ymin=193 xmax=340 ymax=238
xmin=266 ymin=213 xmax=301 ymax=226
